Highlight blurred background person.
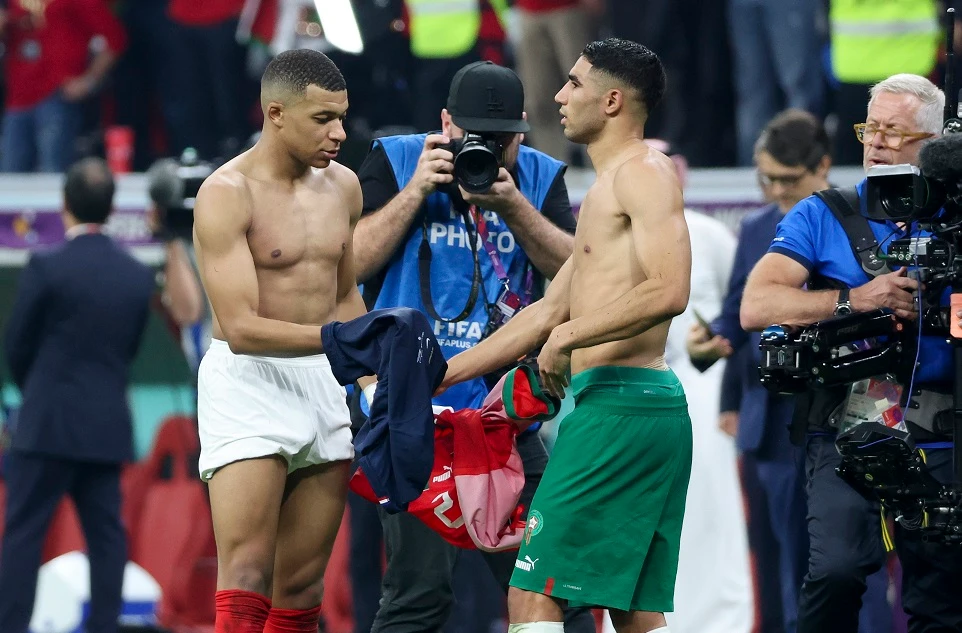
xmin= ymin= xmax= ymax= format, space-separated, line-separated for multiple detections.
xmin=826 ymin=0 xmax=939 ymax=165
xmin=652 ymin=139 xmax=755 ymax=633
xmin=0 ymin=0 xmax=126 ymax=172
xmin=145 ymin=151 xmax=212 ymax=378
xmin=727 ymin=0 xmax=824 ymax=166
xmin=513 ymin=0 xmax=597 ymax=162
xmin=0 ymin=158 xmax=155 ymax=633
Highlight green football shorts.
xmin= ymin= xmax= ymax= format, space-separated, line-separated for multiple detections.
xmin=509 ymin=365 xmax=693 ymax=613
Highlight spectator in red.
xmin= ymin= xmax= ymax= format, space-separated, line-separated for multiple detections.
xmin=0 ymin=0 xmax=126 ymax=172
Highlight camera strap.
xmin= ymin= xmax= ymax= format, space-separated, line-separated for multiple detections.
xmin=814 ymin=187 xmax=887 ymax=280
xmin=792 ymin=187 xmax=886 ymax=444
xmin=418 ymin=204 xmax=483 ymax=324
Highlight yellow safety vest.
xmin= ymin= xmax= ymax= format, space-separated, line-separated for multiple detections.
xmin=831 ymin=0 xmax=939 ymax=83
xmin=407 ymin=0 xmax=482 ymax=59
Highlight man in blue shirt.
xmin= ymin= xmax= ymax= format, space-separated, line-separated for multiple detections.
xmin=742 ymin=74 xmax=962 ymax=632
xmin=688 ymin=109 xmax=830 ymax=633
xmin=352 ymin=61 xmax=589 ymax=633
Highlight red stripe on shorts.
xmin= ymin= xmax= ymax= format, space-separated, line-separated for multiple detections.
xmin=544 ymin=577 xmax=555 ymax=595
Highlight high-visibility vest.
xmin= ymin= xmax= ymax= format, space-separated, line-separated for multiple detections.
xmin=407 ymin=0 xmax=482 ymax=59
xmin=830 ymin=0 xmax=939 ymax=83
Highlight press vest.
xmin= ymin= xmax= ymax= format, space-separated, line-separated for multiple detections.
xmin=830 ymin=0 xmax=939 ymax=83
xmin=373 ymin=133 xmax=565 ymax=410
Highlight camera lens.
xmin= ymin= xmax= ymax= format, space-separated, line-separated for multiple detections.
xmin=454 ymin=142 xmax=500 ymax=193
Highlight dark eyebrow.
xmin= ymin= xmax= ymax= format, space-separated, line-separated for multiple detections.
xmin=568 ymin=73 xmax=580 ymax=84
xmin=313 ymin=108 xmax=348 ymax=118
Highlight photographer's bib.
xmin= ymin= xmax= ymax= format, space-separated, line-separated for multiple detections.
xmin=371 ymin=133 xmax=564 ymax=409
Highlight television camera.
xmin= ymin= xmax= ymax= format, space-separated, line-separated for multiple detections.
xmin=146 ymin=148 xmax=216 ymax=241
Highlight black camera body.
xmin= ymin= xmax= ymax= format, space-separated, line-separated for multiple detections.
xmin=146 ymin=149 xmax=216 ymax=240
xmin=439 ymin=133 xmax=504 ymax=194
xmin=758 ymin=309 xmax=913 ymax=394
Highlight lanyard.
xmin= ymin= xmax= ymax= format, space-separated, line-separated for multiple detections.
xmin=471 ymin=206 xmax=534 ymax=304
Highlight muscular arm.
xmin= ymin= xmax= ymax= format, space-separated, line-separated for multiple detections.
xmin=441 ymin=257 xmax=574 ymax=387
xmin=740 ymin=253 xmax=837 ymax=331
xmin=192 ymin=175 xmax=325 ymax=355
xmin=496 ymin=190 xmax=573 ymax=278
xmin=335 ymin=172 xmax=376 ymax=388
xmin=353 ymin=182 xmax=426 ymax=283
xmin=550 ymin=161 xmax=690 ymax=352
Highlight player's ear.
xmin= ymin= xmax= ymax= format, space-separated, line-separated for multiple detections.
xmin=267 ymin=101 xmax=285 ymax=128
xmin=603 ymin=88 xmax=623 ymax=116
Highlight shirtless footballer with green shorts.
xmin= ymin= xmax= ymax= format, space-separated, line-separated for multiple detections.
xmin=439 ymin=39 xmax=693 ymax=633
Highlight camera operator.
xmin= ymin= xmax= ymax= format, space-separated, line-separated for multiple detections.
xmin=352 ymin=60 xmax=591 ymax=633
xmin=145 ymin=155 xmax=210 ymax=376
xmin=742 ymin=74 xmax=962 ymax=632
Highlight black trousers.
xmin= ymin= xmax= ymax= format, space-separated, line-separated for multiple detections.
xmin=0 ymin=451 xmax=126 ymax=633
xmin=797 ymin=435 xmax=962 ymax=633
xmin=369 ymin=431 xmax=595 ymax=633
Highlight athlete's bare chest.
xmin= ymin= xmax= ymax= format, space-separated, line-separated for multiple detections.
xmin=246 ymin=187 xmax=349 ymax=270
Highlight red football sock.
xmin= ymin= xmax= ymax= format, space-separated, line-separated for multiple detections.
xmin=214 ymin=589 xmax=272 ymax=633
xmin=263 ymin=605 xmax=323 ymax=633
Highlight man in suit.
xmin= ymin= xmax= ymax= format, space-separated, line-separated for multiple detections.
xmin=686 ymin=109 xmax=826 ymax=633
xmin=0 ymin=157 xmax=155 ymax=633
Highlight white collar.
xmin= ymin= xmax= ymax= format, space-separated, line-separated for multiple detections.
xmin=64 ymin=224 xmax=103 ymax=240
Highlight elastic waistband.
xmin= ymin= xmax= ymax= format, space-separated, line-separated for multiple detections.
xmin=572 ymin=365 xmax=688 ymax=412
xmin=208 ymin=338 xmax=331 ymax=368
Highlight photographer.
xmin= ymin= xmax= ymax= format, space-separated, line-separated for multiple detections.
xmin=741 ymin=74 xmax=962 ymax=632
xmin=146 ymin=155 xmax=210 ymax=376
xmin=352 ymin=61 xmax=589 ymax=633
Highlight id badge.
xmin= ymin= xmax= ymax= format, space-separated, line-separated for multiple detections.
xmin=495 ymin=287 xmax=522 ymax=321
xmin=837 ymin=374 xmax=905 ymax=433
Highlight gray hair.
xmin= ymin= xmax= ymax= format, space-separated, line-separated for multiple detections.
xmin=868 ymin=73 xmax=945 ymax=136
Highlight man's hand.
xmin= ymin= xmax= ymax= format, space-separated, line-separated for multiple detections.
xmin=538 ymin=330 xmax=571 ymax=399
xmin=409 ymin=134 xmax=455 ymax=197
xmin=460 ymin=168 xmax=524 ymax=215
xmin=718 ymin=411 xmax=739 ymax=438
xmin=62 ymin=76 xmax=95 ymax=102
xmin=850 ymin=267 xmax=919 ymax=320
xmin=686 ymin=323 xmax=733 ymax=361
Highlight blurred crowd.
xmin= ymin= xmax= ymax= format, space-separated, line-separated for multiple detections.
xmin=1 ymin=0 xmax=961 ymax=174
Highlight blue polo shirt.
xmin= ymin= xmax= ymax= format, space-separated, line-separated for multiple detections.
xmin=769 ymin=179 xmax=952 ymax=385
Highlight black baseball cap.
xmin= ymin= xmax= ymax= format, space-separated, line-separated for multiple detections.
xmin=446 ymin=61 xmax=530 ymax=134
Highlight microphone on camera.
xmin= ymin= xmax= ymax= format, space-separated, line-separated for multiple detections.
xmin=919 ymin=132 xmax=962 ymax=183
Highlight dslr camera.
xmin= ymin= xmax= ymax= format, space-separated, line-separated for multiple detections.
xmin=439 ymin=133 xmax=505 ymax=194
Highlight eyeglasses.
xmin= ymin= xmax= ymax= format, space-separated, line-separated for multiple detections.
xmin=854 ymin=123 xmax=934 ymax=150
xmin=757 ymin=170 xmax=808 ymax=188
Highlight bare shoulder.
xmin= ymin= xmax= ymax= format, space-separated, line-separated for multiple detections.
xmin=314 ymin=161 xmax=362 ymax=221
xmin=611 ymin=148 xmax=682 ymax=216
xmin=194 ymin=163 xmax=254 ymax=233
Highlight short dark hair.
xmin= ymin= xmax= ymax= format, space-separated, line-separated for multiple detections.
xmin=261 ymin=48 xmax=346 ymax=98
xmin=755 ymin=109 xmax=831 ymax=171
xmin=63 ymin=157 xmax=115 ymax=224
xmin=581 ymin=38 xmax=666 ymax=116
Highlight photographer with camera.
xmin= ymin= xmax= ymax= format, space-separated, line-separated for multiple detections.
xmin=741 ymin=74 xmax=962 ymax=632
xmin=146 ymin=153 xmax=212 ymax=376
xmin=352 ymin=60 xmax=589 ymax=633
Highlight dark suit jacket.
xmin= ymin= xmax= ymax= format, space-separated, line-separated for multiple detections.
xmin=710 ymin=204 xmax=796 ymax=455
xmin=4 ymin=233 xmax=155 ymax=463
